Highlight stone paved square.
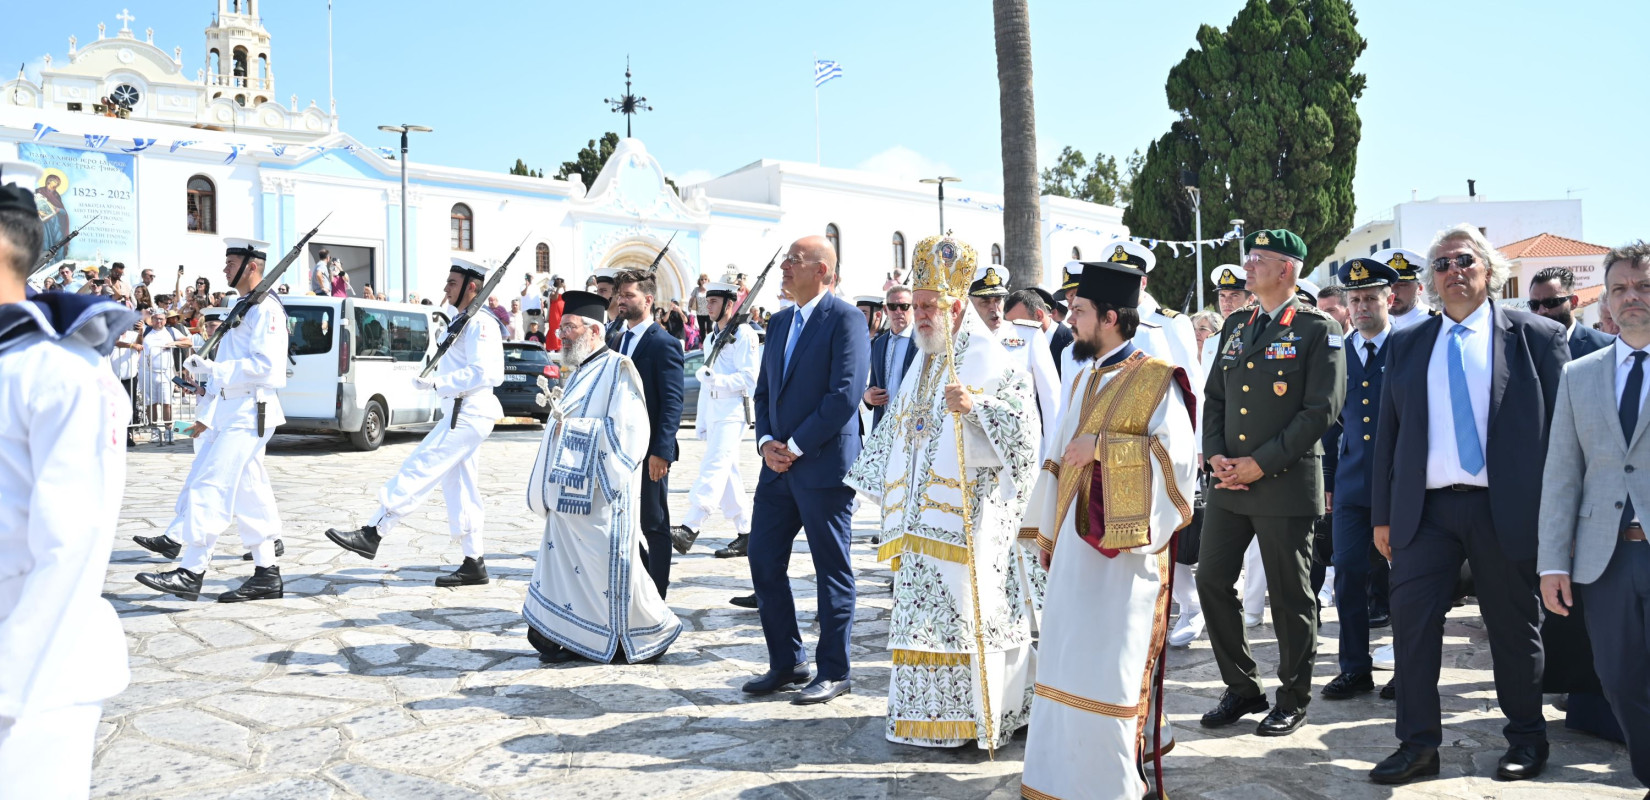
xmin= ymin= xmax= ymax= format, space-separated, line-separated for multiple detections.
xmin=100 ymin=424 xmax=1642 ymax=799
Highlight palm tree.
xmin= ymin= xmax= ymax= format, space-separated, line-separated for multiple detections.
xmin=993 ymin=0 xmax=1042 ymax=290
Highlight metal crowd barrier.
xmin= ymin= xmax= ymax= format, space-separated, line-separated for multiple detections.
xmin=119 ymin=333 xmax=201 ymax=446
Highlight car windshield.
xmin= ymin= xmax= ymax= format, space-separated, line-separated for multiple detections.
xmin=505 ymin=345 xmax=551 ymax=366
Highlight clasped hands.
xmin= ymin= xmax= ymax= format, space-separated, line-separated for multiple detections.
xmin=762 ymin=440 xmax=798 ymax=474
xmin=1207 ymin=454 xmax=1263 ymax=490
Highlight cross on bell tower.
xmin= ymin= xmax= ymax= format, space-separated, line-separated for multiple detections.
xmin=603 ymin=56 xmax=651 ymax=139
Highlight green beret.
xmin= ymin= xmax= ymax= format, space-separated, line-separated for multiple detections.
xmin=1245 ymin=228 xmax=1307 ymax=262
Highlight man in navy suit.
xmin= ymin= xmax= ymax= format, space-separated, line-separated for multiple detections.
xmin=743 ymin=235 xmax=869 ymax=705
xmin=608 ymin=269 xmax=685 ymax=599
xmin=1527 ymin=266 xmax=1614 ymax=359
xmin=1369 ymin=225 xmax=1570 ymax=785
xmin=1320 ymin=258 xmax=1400 ymax=702
xmin=864 ymin=284 xmax=916 ymax=431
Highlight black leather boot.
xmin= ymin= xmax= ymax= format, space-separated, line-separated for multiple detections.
xmin=715 ymin=534 xmax=750 ymax=559
xmin=133 ymin=534 xmax=182 ymax=560
xmin=218 ymin=566 xmax=284 ymax=602
xmin=435 ymin=557 xmax=489 ymax=587
xmin=242 ymin=539 xmax=286 ymax=561
xmin=136 ymin=566 xmax=204 ymax=600
xmin=326 ymin=525 xmax=381 ymax=559
xmin=669 ymin=525 xmax=699 ymax=554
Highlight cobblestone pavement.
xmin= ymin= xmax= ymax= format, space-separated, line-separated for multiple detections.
xmin=101 ymin=422 xmax=1642 ymax=799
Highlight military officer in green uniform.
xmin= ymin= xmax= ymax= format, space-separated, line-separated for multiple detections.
xmin=1195 ymin=228 xmax=1348 ymax=737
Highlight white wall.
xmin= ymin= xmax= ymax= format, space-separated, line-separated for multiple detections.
xmin=1395 ymin=198 xmax=1583 ymax=253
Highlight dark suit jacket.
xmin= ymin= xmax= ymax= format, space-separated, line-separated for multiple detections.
xmin=1568 ymin=323 xmax=1614 ymax=359
xmin=1049 ymin=323 xmax=1074 ymax=374
xmin=610 ymin=321 xmax=684 ymax=462
xmin=1334 ymin=335 xmax=1389 ymax=508
xmin=866 ymin=329 xmax=918 ymax=429
xmin=753 ymin=292 xmax=870 ymax=489
xmin=1371 ymin=302 xmax=1569 ymax=561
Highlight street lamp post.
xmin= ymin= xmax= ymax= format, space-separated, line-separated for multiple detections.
xmin=378 ymin=124 xmax=432 ymax=303
xmin=1230 ymin=218 xmax=1247 ymax=266
xmin=918 ymin=176 xmax=961 ymax=235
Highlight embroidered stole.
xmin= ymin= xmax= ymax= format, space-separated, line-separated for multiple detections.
xmin=1051 ymin=353 xmax=1174 ymax=552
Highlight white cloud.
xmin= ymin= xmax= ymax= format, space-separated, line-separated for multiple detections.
xmin=853 ymin=145 xmax=956 ymax=184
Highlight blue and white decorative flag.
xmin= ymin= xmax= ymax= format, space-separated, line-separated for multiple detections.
xmin=224 ymin=143 xmax=244 ymax=165
xmin=814 ymin=60 xmax=843 ymax=88
xmin=83 ymin=134 xmax=111 ymax=150
xmin=31 ymin=123 xmax=56 ymax=141
xmin=169 ymin=140 xmax=199 ymax=153
xmin=122 ymin=138 xmax=156 ymax=153
xmin=268 ymin=144 xmax=288 ymax=157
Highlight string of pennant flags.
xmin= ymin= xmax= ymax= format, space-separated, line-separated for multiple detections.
xmin=952 ymin=195 xmax=1242 ymax=257
xmin=22 ymin=122 xmax=394 ymax=165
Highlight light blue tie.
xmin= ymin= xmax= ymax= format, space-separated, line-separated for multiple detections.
xmin=783 ymin=311 xmax=805 ymax=373
xmin=1447 ymin=324 xmax=1485 ymax=475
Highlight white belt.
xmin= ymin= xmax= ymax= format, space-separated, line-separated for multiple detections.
xmin=218 ymin=386 xmax=270 ymax=399
xmin=709 ymin=389 xmax=746 ymax=400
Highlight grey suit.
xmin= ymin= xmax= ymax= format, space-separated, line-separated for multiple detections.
xmin=1539 ymin=342 xmax=1650 ymax=786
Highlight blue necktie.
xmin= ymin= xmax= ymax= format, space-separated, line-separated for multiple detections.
xmin=621 ymin=330 xmax=634 ymax=356
xmin=1619 ymin=351 xmax=1646 ymax=527
xmin=783 ymin=311 xmax=805 ymax=373
xmin=1447 ymin=324 xmax=1485 ymax=476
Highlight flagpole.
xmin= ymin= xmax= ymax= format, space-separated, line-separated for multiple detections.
xmin=813 ymin=52 xmax=820 ymax=165
xmin=327 ymin=1 xmax=335 ymax=122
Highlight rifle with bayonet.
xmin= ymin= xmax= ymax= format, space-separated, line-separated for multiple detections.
xmin=200 ymin=211 xmax=333 ymax=359
xmin=420 ymin=232 xmax=529 ymax=380
xmin=27 ymin=214 xmax=100 ymax=286
xmin=705 ymin=247 xmax=781 ymax=368
xmin=643 ymin=231 xmax=677 ymax=275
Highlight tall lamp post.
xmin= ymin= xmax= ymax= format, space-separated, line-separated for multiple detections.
xmin=1230 ymin=218 xmax=1247 ymax=266
xmin=378 ymin=123 xmax=433 ymax=303
xmin=1181 ymin=170 xmax=1203 ymax=312
xmin=918 ymin=176 xmax=961 ymax=235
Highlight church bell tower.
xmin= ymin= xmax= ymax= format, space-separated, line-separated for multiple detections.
xmin=204 ymin=0 xmax=273 ymax=107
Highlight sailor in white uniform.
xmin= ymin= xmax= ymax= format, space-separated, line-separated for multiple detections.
xmin=136 ymin=238 xmax=289 ymax=603
xmin=670 ymin=274 xmax=761 ymax=558
xmin=1200 ymin=264 xmax=1255 ymax=365
xmin=326 ymin=258 xmax=505 ymax=587
xmin=1373 ymin=248 xmax=1435 ymax=331
xmin=0 ymin=163 xmax=136 ymax=800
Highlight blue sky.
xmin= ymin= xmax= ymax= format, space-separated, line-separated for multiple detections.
xmin=8 ymin=1 xmax=1646 ymax=247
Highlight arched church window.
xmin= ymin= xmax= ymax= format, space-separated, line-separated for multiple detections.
xmin=450 ymin=204 xmax=474 ymax=251
xmin=991 ymin=244 xmax=1002 ymax=265
xmin=258 ymin=54 xmax=268 ymax=84
xmin=891 ymin=231 xmax=906 ymax=273
xmin=825 ymin=223 xmax=840 ymax=259
xmin=234 ymin=94 xmax=246 ymax=107
xmin=535 ymin=243 xmax=550 ymax=273
xmin=187 ymin=176 xmax=216 ymax=234
xmin=232 ymin=47 xmax=248 ymax=87
xmin=1072 ymin=246 xmax=1081 ymax=260
xmin=209 ymin=49 xmax=220 ymax=79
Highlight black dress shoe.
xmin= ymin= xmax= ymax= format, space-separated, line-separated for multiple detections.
xmin=1380 ymin=678 xmax=1396 ymax=700
xmin=670 ymin=525 xmax=699 ymax=555
xmin=1369 ymin=610 xmax=1391 ymax=628
xmin=1369 ymin=745 xmax=1440 ymax=785
xmin=133 ymin=534 xmax=181 ymax=560
xmin=730 ymin=593 xmax=758 ymax=609
xmin=742 ymin=664 xmax=810 ymax=695
xmin=218 ymin=566 xmax=283 ymax=602
xmin=241 ymin=539 xmax=285 ymax=561
xmin=715 ymin=534 xmax=750 ymax=559
xmin=527 ymin=627 xmax=580 ymax=663
xmin=1200 ymin=690 xmax=1269 ymax=728
xmin=1495 ymin=743 xmax=1549 ymax=781
xmin=135 ymin=567 xmax=204 ymax=601
xmin=434 ymin=557 xmax=489 ymax=587
xmin=1321 ymin=671 xmax=1375 ymax=700
xmin=793 ymin=677 xmax=851 ymax=705
xmin=326 ymin=524 xmax=381 ymax=559
xmin=1255 ymin=705 xmax=1308 ymax=736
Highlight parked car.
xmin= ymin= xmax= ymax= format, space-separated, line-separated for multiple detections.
xmin=495 ymin=342 xmax=561 ymax=424
xmin=276 ymin=297 xmax=457 ymax=451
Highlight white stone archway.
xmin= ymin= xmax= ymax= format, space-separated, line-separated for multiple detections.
xmin=600 ymin=238 xmax=688 ymax=304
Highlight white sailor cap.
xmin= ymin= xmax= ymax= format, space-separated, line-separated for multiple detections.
xmin=224 ymin=237 xmax=270 ymax=260
xmin=1295 ymin=278 xmax=1320 ymax=302
xmin=1098 ymin=239 xmax=1156 ymax=273
xmin=592 ymin=267 xmax=619 ymax=285
xmin=450 ymin=257 xmax=486 ymax=283
xmin=1211 ymin=264 xmax=1247 ymax=291
xmin=854 ymin=295 xmax=885 ymax=307
xmin=0 ymin=161 xmax=43 ymax=191
xmin=201 ymin=306 xmax=231 ymax=321
xmin=707 ymin=277 xmax=740 ymax=300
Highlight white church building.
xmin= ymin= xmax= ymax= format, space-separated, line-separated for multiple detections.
xmin=2 ymin=3 xmax=1130 ymax=305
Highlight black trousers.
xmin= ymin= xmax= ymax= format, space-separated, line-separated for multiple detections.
xmin=638 ymin=472 xmax=671 ymax=599
xmin=1390 ymin=489 xmax=1546 ymax=750
xmin=1578 ymin=539 xmax=1650 ymax=786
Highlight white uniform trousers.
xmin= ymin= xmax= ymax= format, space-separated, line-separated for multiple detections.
xmin=180 ymin=425 xmax=281 ymax=573
xmin=681 ymin=419 xmax=751 ymax=534
xmin=371 ymin=407 xmax=494 ymax=558
xmin=0 ymin=702 xmax=102 ymax=800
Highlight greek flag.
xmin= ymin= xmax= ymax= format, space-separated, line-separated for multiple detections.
xmin=814 ymin=60 xmax=843 ymax=88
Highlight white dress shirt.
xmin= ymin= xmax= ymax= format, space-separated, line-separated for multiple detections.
xmin=619 ymin=317 xmax=654 ymax=357
xmin=1424 ymin=301 xmax=1492 ymax=489
xmin=1355 ymin=324 xmax=1391 ymax=367
xmin=1389 ymin=299 xmax=1434 ymax=331
xmin=758 ymin=291 xmax=826 ymax=455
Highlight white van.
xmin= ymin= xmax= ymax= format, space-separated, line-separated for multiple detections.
xmin=277 ymin=296 xmax=448 ymax=450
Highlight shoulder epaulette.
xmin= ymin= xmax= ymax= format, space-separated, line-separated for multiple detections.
xmin=1010 ymin=318 xmax=1040 ymax=329
xmin=1155 ymin=307 xmax=1183 ymax=319
xmin=1428 ymin=309 xmax=1441 ymax=316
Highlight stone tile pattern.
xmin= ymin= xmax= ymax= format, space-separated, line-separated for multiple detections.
xmin=99 ymin=425 xmax=1640 ymax=799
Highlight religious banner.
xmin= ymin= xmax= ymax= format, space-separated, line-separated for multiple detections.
xmin=18 ymin=142 xmax=139 ymax=266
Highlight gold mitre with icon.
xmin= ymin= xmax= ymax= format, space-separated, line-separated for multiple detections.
xmin=911 ymin=233 xmax=978 ymax=299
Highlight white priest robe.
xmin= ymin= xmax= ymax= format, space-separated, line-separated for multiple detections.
xmin=999 ymin=319 xmax=1059 ymax=620
xmin=523 ymin=348 xmax=682 ymax=662
xmin=844 ymin=310 xmax=1039 ymax=750
xmin=1020 ymin=345 xmax=1197 ymax=800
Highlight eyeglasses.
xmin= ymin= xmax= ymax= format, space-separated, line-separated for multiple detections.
xmin=780 ymin=254 xmax=816 ymax=266
xmin=1528 ymin=295 xmax=1573 ymax=311
xmin=1431 ymin=253 xmax=1478 ymax=273
xmin=885 ymin=303 xmax=912 ymax=311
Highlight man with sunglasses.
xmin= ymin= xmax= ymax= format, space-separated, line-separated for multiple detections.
xmin=1528 ymin=266 xmax=1614 ymax=359
xmin=1369 ymin=224 xmax=1569 ymax=785
xmin=864 ymin=285 xmax=916 ymax=431
xmin=1375 ymin=248 xmax=1436 ymax=331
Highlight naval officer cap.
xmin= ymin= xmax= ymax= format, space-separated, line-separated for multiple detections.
xmin=560 ymin=289 xmax=609 ymax=323
xmin=1060 ymin=261 xmax=1085 ymax=292
xmin=1211 ymin=263 xmax=1247 ymax=292
xmin=968 ymin=264 xmax=1010 ymax=298
xmin=707 ymin=275 xmax=740 ymax=302
xmin=223 ymin=237 xmax=269 ymax=261
xmin=0 ymin=161 xmax=42 ymax=219
xmin=450 ymin=257 xmax=487 ymax=283
xmin=1245 ymin=228 xmax=1308 ymax=262
xmin=1338 ymin=257 xmax=1400 ymax=289
xmin=1100 ymin=239 xmax=1157 ymax=273
xmin=1372 ymin=247 xmax=1425 ymax=284
xmin=1294 ymin=278 xmax=1320 ymax=306
xmin=1076 ymin=261 xmax=1144 ymax=309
